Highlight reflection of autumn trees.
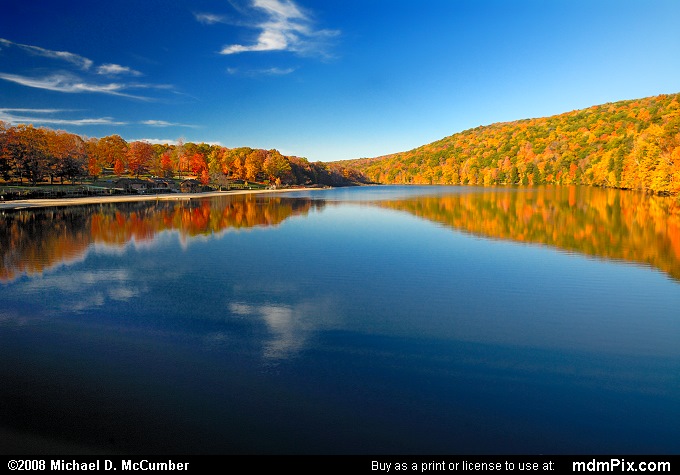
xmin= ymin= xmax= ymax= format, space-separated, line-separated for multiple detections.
xmin=0 ymin=208 xmax=91 ymax=281
xmin=3 ymin=187 xmax=679 ymax=283
xmin=379 ymin=186 xmax=680 ymax=281
xmin=0 ymin=196 xmax=317 ymax=281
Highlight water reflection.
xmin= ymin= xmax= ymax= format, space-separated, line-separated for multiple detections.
xmin=2 ymin=185 xmax=679 ymax=454
xmin=0 ymin=195 xmax=321 ymax=282
xmin=376 ymin=186 xmax=680 ymax=281
xmin=2 ymin=185 xmax=679 ymax=282
xmin=229 ymin=299 xmax=336 ymax=360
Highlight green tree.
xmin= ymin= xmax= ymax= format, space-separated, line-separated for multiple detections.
xmin=509 ymin=166 xmax=519 ymax=184
xmin=263 ymin=149 xmax=292 ymax=183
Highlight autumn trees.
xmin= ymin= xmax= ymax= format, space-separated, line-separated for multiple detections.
xmin=127 ymin=141 xmax=155 ymax=178
xmin=48 ymin=130 xmax=87 ymax=184
xmin=0 ymin=121 xmax=10 ymax=179
xmin=1 ymin=121 xmax=369 ymax=188
xmin=3 ymin=92 xmax=679 ymax=194
xmin=0 ymin=124 xmax=51 ymax=184
xmin=345 ymin=92 xmax=680 ymax=195
xmin=1 ymin=124 xmax=159 ymax=184
xmin=0 ymin=124 xmax=215 ymax=184
xmin=263 ymin=149 xmax=292 ymax=185
xmin=90 ymin=134 xmax=127 ymax=178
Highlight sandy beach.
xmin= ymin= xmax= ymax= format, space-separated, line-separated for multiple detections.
xmin=0 ymin=187 xmax=319 ymax=211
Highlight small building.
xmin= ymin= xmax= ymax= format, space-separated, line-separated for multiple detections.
xmin=180 ymin=179 xmax=202 ymax=193
xmin=150 ymin=178 xmax=179 ymax=193
xmin=115 ymin=178 xmax=153 ymax=194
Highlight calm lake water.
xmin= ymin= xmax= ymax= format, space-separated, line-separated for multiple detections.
xmin=1 ymin=185 xmax=679 ymax=455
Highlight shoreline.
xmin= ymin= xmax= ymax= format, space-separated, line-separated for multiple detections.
xmin=0 ymin=187 xmax=321 ymax=211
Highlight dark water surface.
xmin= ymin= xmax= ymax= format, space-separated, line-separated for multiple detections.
xmin=1 ymin=185 xmax=679 ymax=454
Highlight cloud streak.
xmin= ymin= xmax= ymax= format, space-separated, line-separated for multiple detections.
xmin=203 ymin=0 xmax=338 ymax=57
xmin=129 ymin=138 xmax=221 ymax=147
xmin=96 ymin=63 xmax=143 ymax=76
xmin=0 ymin=108 xmax=126 ymax=126
xmin=0 ymin=37 xmax=173 ymax=100
xmin=194 ymin=12 xmax=227 ymax=25
xmin=226 ymin=66 xmax=295 ymax=76
xmin=140 ymin=120 xmax=197 ymax=128
xmin=0 ymin=109 xmax=196 ymax=129
xmin=0 ymin=72 xmax=133 ymax=95
xmin=0 ymin=37 xmax=93 ymax=70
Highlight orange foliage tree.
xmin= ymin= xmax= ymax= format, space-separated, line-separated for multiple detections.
xmin=127 ymin=141 xmax=154 ymax=177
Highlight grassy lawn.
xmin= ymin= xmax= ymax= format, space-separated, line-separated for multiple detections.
xmin=0 ymin=175 xmax=268 ymax=201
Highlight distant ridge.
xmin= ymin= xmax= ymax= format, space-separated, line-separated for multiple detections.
xmin=339 ymin=92 xmax=680 ymax=195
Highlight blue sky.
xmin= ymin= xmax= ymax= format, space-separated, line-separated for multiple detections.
xmin=1 ymin=0 xmax=679 ymax=162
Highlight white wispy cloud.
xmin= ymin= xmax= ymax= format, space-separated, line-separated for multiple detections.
xmin=131 ymin=138 xmax=180 ymax=145
xmin=1 ymin=112 xmax=198 ymax=131
xmin=140 ymin=119 xmax=197 ymax=128
xmin=96 ymin=63 xmax=143 ymax=76
xmin=129 ymin=138 xmax=222 ymax=146
xmin=0 ymin=37 xmax=174 ymax=100
xmin=0 ymin=72 xmax=151 ymax=99
xmin=227 ymin=66 xmax=295 ymax=76
xmin=0 ymin=108 xmax=126 ymax=126
xmin=194 ymin=12 xmax=227 ymax=25
xmin=0 ymin=37 xmax=93 ymax=70
xmin=203 ymin=0 xmax=338 ymax=57
xmin=140 ymin=120 xmax=175 ymax=127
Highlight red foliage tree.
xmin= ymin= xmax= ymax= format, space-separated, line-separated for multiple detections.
xmin=189 ymin=152 xmax=207 ymax=176
xmin=127 ymin=141 xmax=154 ymax=177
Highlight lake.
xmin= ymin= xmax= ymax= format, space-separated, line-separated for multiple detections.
xmin=1 ymin=185 xmax=679 ymax=455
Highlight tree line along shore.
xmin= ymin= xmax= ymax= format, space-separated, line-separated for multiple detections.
xmin=3 ymin=92 xmax=680 ymax=202
xmin=0 ymin=123 xmax=372 ymax=202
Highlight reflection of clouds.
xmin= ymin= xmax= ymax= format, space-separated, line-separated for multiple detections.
xmin=92 ymin=227 xmax=239 ymax=252
xmin=91 ymin=243 xmax=128 ymax=256
xmin=204 ymin=332 xmax=231 ymax=346
xmin=108 ymin=287 xmax=138 ymax=301
xmin=0 ymin=245 xmax=90 ymax=283
xmin=68 ymin=292 xmax=106 ymax=313
xmin=229 ymin=303 xmax=253 ymax=316
xmin=176 ymin=227 xmax=267 ymax=250
xmin=0 ymin=309 xmax=30 ymax=326
xmin=259 ymin=305 xmax=305 ymax=359
xmin=23 ymin=269 xmax=141 ymax=313
xmin=26 ymin=269 xmax=128 ymax=291
xmin=91 ymin=232 xmax=176 ymax=254
xmin=229 ymin=298 xmax=337 ymax=360
xmin=232 ymin=281 xmax=299 ymax=295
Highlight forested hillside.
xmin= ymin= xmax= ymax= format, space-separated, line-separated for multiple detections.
xmin=341 ymin=93 xmax=680 ymax=194
xmin=4 ymin=93 xmax=680 ymax=194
